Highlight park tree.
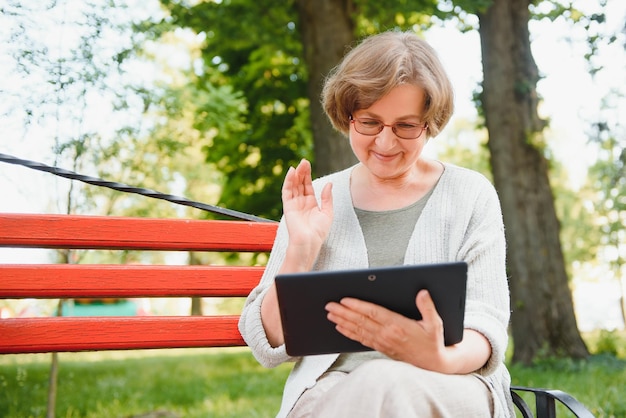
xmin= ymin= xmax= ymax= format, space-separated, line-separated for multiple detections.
xmin=294 ymin=0 xmax=357 ymax=175
xmin=474 ymin=0 xmax=590 ymax=362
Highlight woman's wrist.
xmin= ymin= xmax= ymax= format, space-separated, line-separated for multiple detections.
xmin=280 ymin=243 xmax=321 ymax=273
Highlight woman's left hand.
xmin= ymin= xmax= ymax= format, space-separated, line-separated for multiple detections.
xmin=325 ymin=290 xmax=489 ymax=374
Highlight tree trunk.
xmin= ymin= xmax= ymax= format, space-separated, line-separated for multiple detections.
xmin=477 ymin=0 xmax=589 ymax=363
xmin=295 ymin=0 xmax=358 ymax=176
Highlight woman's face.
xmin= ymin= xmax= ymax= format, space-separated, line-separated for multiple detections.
xmin=349 ymin=84 xmax=428 ymax=182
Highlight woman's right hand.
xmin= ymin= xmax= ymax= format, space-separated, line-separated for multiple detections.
xmin=280 ymin=159 xmax=333 ymax=272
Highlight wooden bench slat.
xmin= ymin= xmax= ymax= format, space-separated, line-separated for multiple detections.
xmin=0 ymin=316 xmax=245 ymax=354
xmin=0 ymin=264 xmax=263 ymax=298
xmin=0 ymin=213 xmax=277 ymax=252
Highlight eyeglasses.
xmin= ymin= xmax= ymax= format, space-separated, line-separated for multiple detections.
xmin=350 ymin=116 xmax=428 ymax=140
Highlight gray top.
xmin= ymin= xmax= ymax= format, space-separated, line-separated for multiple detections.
xmin=355 ymin=186 xmax=435 ymax=268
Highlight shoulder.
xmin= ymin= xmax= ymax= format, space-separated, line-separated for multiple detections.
xmin=435 ymin=163 xmax=502 ymax=214
xmin=441 ymin=162 xmax=491 ymax=183
xmin=439 ymin=163 xmax=496 ymax=193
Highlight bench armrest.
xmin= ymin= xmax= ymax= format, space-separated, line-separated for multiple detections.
xmin=511 ymin=385 xmax=595 ymax=418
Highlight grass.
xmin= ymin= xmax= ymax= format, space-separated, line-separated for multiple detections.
xmin=1 ymin=332 xmax=625 ymax=418
xmin=0 ymin=348 xmax=291 ymax=418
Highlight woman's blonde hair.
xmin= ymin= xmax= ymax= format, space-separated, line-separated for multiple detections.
xmin=322 ymin=31 xmax=454 ymax=139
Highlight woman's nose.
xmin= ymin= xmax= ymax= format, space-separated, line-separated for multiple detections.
xmin=375 ymin=125 xmax=397 ymax=149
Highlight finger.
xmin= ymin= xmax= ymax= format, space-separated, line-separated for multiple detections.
xmin=295 ymin=158 xmax=311 ymax=175
xmin=295 ymin=159 xmax=314 ymax=196
xmin=415 ymin=289 xmax=441 ymax=324
xmin=281 ymin=166 xmax=297 ymax=200
xmin=325 ymin=301 xmax=374 ymax=344
xmin=325 ymin=300 xmax=364 ymax=330
xmin=327 ymin=298 xmax=388 ymax=327
xmin=328 ymin=299 xmax=409 ymax=352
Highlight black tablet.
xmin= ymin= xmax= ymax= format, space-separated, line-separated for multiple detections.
xmin=275 ymin=262 xmax=467 ymax=356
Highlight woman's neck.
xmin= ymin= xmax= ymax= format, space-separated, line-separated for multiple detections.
xmin=350 ymin=159 xmax=443 ymax=211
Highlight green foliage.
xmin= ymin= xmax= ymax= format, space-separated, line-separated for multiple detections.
xmin=450 ymin=0 xmax=492 ymax=16
xmin=582 ymin=89 xmax=625 ymax=302
xmin=587 ymin=134 xmax=626 ymax=261
xmin=429 ymin=117 xmax=492 ymax=179
xmin=551 ymin=161 xmax=602 ymax=271
xmin=154 ymin=0 xmax=309 ymax=220
xmin=529 ymin=0 xmax=616 ymax=76
xmin=529 ymin=1 xmax=579 ymax=22
xmin=91 ymin=64 xmax=253 ymax=220
xmin=353 ymin=0 xmax=440 ymax=33
xmin=593 ymin=330 xmax=620 ymax=357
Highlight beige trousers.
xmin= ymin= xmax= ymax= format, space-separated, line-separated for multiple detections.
xmin=287 ymin=359 xmax=494 ymax=418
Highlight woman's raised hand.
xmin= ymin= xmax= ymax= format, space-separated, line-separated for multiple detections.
xmin=281 ymin=159 xmax=333 ymax=271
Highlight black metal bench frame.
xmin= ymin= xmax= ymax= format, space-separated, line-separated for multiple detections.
xmin=511 ymin=385 xmax=595 ymax=418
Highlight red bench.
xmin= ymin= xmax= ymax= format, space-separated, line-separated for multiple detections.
xmin=0 ymin=213 xmax=593 ymax=417
xmin=0 ymin=213 xmax=276 ymax=352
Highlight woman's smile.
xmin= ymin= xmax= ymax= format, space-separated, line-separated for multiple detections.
xmin=371 ymin=150 xmax=401 ymax=161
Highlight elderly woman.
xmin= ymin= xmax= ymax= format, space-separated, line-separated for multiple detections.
xmin=239 ymin=30 xmax=514 ymax=418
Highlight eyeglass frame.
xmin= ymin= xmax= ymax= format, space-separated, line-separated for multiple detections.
xmin=349 ymin=115 xmax=428 ymax=140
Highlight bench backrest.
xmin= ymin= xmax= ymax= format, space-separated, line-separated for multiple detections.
xmin=0 ymin=213 xmax=278 ymax=354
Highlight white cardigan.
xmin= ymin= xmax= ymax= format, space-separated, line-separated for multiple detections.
xmin=239 ymin=163 xmax=515 ymax=418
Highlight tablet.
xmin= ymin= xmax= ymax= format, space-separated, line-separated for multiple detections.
xmin=275 ymin=262 xmax=467 ymax=356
